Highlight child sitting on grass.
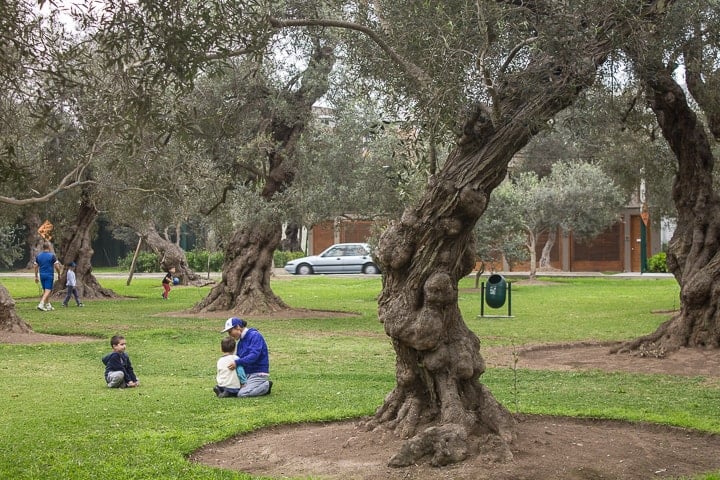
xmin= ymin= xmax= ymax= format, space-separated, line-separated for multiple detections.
xmin=213 ymin=336 xmax=247 ymax=398
xmin=102 ymin=335 xmax=139 ymax=388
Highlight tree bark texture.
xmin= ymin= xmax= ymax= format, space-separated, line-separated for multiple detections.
xmin=615 ymin=68 xmax=720 ymax=353
xmin=140 ymin=221 xmax=201 ymax=285
xmin=539 ymin=230 xmax=557 ymax=270
xmin=52 ymin=194 xmax=117 ymax=299
xmin=280 ymin=222 xmax=302 ymax=252
xmin=368 ymin=66 xmax=606 ymax=466
xmin=192 ymin=222 xmax=288 ymax=314
xmin=23 ymin=211 xmax=44 ymax=270
xmin=364 ymin=3 xmax=676 ymax=465
xmin=0 ymin=284 xmax=32 ymax=333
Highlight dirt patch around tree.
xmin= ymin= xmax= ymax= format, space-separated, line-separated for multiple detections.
xmin=0 ymin=330 xmax=98 ymax=344
xmin=191 ymin=339 xmax=720 ymax=480
xmin=5 ymin=309 xmax=720 ymax=479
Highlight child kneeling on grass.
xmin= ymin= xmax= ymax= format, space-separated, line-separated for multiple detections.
xmin=214 ymin=336 xmax=247 ymax=398
xmin=102 ymin=335 xmax=139 ymax=388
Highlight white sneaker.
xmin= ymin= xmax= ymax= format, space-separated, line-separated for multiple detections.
xmin=37 ymin=303 xmax=45 ymax=311
xmin=45 ymin=303 xmax=55 ymax=311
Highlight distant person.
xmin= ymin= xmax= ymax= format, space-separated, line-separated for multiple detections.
xmin=102 ymin=335 xmax=139 ymax=388
xmin=33 ymin=241 xmax=61 ymax=311
xmin=161 ymin=267 xmax=175 ymax=299
xmin=62 ymin=262 xmax=83 ymax=307
xmin=213 ymin=336 xmax=247 ymax=398
xmin=221 ymin=317 xmax=272 ymax=397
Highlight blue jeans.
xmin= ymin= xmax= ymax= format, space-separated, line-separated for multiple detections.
xmin=64 ymin=287 xmax=81 ymax=305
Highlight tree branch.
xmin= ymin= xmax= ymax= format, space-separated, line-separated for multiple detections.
xmin=0 ymin=176 xmax=96 ymax=206
xmin=268 ymin=16 xmax=433 ymax=91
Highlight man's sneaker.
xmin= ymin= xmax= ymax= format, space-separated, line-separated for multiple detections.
xmin=45 ymin=304 xmax=55 ymax=311
xmin=62 ymin=303 xmax=68 ymax=307
xmin=77 ymin=303 xmax=84 ymax=307
xmin=37 ymin=303 xmax=45 ymax=311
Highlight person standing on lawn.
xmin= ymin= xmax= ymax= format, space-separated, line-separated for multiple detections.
xmin=221 ymin=317 xmax=272 ymax=397
xmin=161 ymin=267 xmax=175 ymax=299
xmin=62 ymin=262 xmax=83 ymax=307
xmin=34 ymin=241 xmax=61 ymax=311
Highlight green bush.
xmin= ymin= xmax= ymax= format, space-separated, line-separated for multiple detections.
xmin=117 ymin=251 xmax=160 ymax=272
xmin=274 ymin=250 xmax=306 ymax=268
xmin=186 ymin=249 xmax=224 ymax=271
xmin=647 ymin=252 xmax=668 ymax=273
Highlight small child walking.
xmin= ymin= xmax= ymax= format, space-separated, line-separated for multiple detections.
xmin=102 ymin=335 xmax=139 ymax=388
xmin=213 ymin=336 xmax=247 ymax=398
xmin=161 ymin=267 xmax=175 ymax=299
xmin=62 ymin=262 xmax=83 ymax=307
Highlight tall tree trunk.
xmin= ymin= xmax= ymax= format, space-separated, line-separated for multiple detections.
xmin=364 ymin=2 xmax=673 ymax=465
xmin=196 ymin=41 xmax=336 ymax=314
xmin=0 ymin=284 xmax=32 ymax=333
xmin=527 ymin=231 xmax=538 ymax=281
xmin=23 ymin=211 xmax=43 ymax=270
xmin=192 ymin=222 xmax=288 ymax=314
xmin=281 ymin=222 xmax=302 ymax=252
xmin=52 ymin=193 xmax=116 ymax=299
xmin=615 ymin=67 xmax=720 ymax=354
xmin=538 ymin=229 xmax=557 ymax=270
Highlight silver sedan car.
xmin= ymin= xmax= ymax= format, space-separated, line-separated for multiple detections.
xmin=284 ymin=243 xmax=381 ymax=275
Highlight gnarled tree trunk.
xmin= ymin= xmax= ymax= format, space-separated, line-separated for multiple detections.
xmin=193 ymin=222 xmax=288 ymax=314
xmin=280 ymin=222 xmax=302 ymax=252
xmin=23 ymin=211 xmax=44 ymax=270
xmin=538 ymin=229 xmax=557 ymax=270
xmin=364 ymin=2 xmax=673 ymax=465
xmin=139 ymin=221 xmax=202 ymax=285
xmin=52 ymin=193 xmax=116 ymax=299
xmin=195 ymin=42 xmax=336 ymax=315
xmin=615 ymin=64 xmax=720 ymax=354
xmin=0 ymin=284 xmax=32 ymax=333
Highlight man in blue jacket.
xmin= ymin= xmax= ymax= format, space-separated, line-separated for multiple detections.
xmin=221 ymin=317 xmax=272 ymax=397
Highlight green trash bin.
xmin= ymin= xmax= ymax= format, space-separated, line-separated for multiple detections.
xmin=485 ymin=274 xmax=507 ymax=308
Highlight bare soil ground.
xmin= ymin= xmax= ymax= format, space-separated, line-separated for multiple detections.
xmin=4 ymin=307 xmax=720 ymax=480
xmin=190 ymin=340 xmax=720 ymax=480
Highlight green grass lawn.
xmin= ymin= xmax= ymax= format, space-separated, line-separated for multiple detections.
xmin=1 ymin=273 xmax=718 ymax=479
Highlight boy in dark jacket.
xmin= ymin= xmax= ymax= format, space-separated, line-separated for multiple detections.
xmin=102 ymin=335 xmax=139 ymax=388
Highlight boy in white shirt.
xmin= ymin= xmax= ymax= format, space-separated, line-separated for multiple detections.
xmin=214 ymin=336 xmax=247 ymax=398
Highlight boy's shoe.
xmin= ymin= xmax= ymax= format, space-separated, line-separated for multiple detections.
xmin=37 ymin=303 xmax=45 ymax=311
xmin=77 ymin=303 xmax=84 ymax=307
xmin=62 ymin=303 xmax=68 ymax=307
xmin=45 ymin=303 xmax=55 ymax=311
xmin=266 ymin=380 xmax=273 ymax=395
xmin=213 ymin=385 xmax=221 ymax=397
xmin=218 ymin=390 xmax=236 ymax=398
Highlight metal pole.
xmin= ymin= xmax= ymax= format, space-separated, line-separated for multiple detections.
xmin=480 ymin=281 xmax=485 ymax=317
xmin=507 ymin=282 xmax=512 ymax=317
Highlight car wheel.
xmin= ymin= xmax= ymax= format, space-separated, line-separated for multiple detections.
xmin=297 ymin=264 xmax=314 ymax=275
xmin=362 ymin=263 xmax=380 ymax=274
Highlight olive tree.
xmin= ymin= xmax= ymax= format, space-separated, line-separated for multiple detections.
xmin=270 ymin=0 xmax=674 ymax=466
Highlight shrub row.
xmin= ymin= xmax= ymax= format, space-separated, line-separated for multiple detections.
xmin=118 ymin=249 xmax=308 ymax=272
